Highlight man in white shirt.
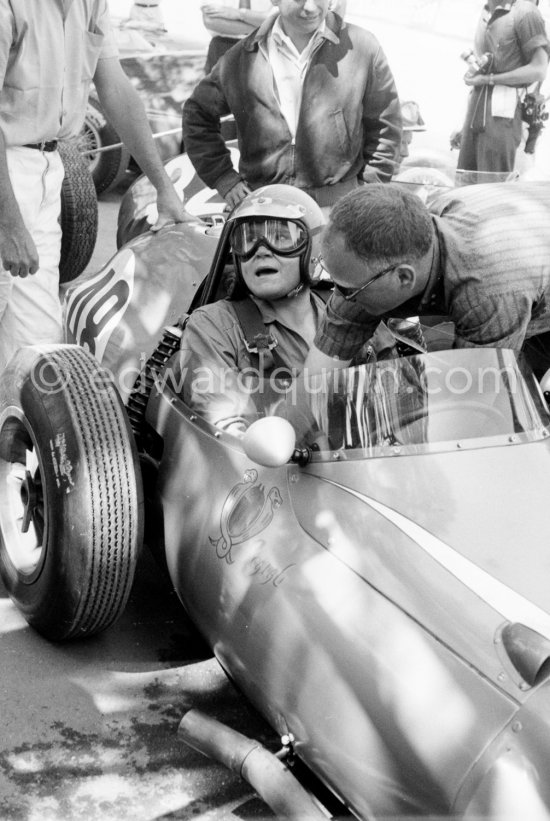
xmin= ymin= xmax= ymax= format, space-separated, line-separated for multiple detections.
xmin=183 ymin=0 xmax=402 ymax=210
xmin=0 ymin=0 xmax=189 ymax=373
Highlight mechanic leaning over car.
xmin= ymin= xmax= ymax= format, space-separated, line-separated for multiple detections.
xmin=182 ymin=0 xmax=402 ymax=213
xmin=174 ymin=184 xmax=326 ymax=436
xmin=302 ymin=182 xmax=550 ymax=381
xmin=0 ymin=0 xmax=191 ymax=374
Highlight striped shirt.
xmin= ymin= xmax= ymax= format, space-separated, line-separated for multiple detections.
xmin=474 ymin=1 xmax=549 ymax=73
xmin=315 ymin=181 xmax=550 ymax=358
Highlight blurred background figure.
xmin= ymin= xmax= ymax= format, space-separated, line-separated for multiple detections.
xmin=397 ymin=100 xmax=426 ymax=166
xmin=126 ymin=0 xmax=166 ymax=31
xmin=201 ymin=1 xmax=275 ymax=73
xmin=457 ymin=0 xmax=549 ymax=174
xmin=329 ymin=0 xmax=347 ymax=16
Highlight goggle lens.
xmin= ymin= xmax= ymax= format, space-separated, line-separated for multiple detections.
xmin=231 ymin=218 xmax=308 ymax=259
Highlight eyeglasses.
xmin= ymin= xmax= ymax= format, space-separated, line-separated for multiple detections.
xmin=316 ymin=255 xmax=400 ymax=301
xmin=231 ymin=218 xmax=308 ymax=260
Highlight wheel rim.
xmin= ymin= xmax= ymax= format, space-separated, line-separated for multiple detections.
xmin=0 ymin=413 xmax=47 ymax=581
xmin=77 ymin=117 xmax=101 ymax=176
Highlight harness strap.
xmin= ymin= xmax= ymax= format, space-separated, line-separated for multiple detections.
xmin=232 ymin=298 xmax=292 ymax=378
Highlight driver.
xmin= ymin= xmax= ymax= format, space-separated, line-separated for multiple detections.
xmin=175 ymin=184 xmax=326 ymax=435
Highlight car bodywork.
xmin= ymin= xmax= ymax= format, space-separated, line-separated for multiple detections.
xmin=3 ymin=193 xmax=550 ymax=818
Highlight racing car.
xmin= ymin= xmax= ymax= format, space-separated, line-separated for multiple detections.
xmin=2 ymin=182 xmax=550 ymax=820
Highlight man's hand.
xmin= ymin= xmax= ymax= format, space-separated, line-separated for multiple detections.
xmin=223 ymin=180 xmax=251 ymax=210
xmin=0 ymin=217 xmax=39 ymax=278
xmin=464 ymin=72 xmax=489 ymax=87
xmin=449 ymin=129 xmax=462 ymax=150
xmin=150 ymin=184 xmax=195 ymax=231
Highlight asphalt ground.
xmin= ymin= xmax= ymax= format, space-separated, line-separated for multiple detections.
xmin=0 ymin=541 xmax=281 ymax=821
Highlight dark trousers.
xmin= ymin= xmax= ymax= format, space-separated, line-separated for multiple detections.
xmin=458 ymin=87 xmax=523 ymax=173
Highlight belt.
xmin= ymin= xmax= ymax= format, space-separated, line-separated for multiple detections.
xmin=23 ymin=140 xmax=58 ymax=152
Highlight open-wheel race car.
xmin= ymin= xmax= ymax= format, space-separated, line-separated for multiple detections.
xmin=3 ymin=180 xmax=550 ymax=820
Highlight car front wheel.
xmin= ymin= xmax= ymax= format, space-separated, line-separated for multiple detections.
xmin=0 ymin=345 xmax=143 ymax=641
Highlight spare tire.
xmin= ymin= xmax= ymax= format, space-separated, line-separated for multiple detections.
xmin=0 ymin=345 xmax=143 ymax=641
xmin=59 ymin=140 xmax=99 ymax=284
xmin=81 ymin=97 xmax=131 ymax=195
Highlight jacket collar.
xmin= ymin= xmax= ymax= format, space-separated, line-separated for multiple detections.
xmin=246 ymin=10 xmax=342 ymax=52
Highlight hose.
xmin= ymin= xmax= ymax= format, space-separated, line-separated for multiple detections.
xmin=178 ymin=709 xmax=329 ymax=819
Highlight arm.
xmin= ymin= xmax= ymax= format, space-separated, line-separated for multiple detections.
xmin=179 ymin=307 xmax=258 ymax=435
xmin=93 ymin=58 xmax=192 ymax=229
xmin=182 ymin=65 xmax=243 ymax=200
xmin=201 ymin=4 xmax=270 ymax=37
xmin=453 ymin=293 xmax=532 ymax=352
xmin=0 ymin=129 xmax=39 ymax=278
xmin=361 ymin=42 xmax=403 ymax=182
xmin=466 ymin=46 xmax=549 ymax=88
xmin=309 ymin=290 xmax=382 ymax=367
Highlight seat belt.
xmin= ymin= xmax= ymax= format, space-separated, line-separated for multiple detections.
xmin=232 ymin=298 xmax=293 ymax=378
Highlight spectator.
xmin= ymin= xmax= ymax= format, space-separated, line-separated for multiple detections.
xmin=176 ymin=184 xmax=326 ymax=434
xmin=126 ymin=1 xmax=166 ymax=32
xmin=202 ymin=0 xmax=347 ymax=75
xmin=0 ymin=0 xmax=190 ymax=374
xmin=303 ymin=182 xmax=550 ymax=379
xmin=393 ymin=100 xmax=455 ymax=203
xmin=201 ymin=2 xmax=275 ymax=74
xmin=397 ymin=100 xmax=426 ymax=165
xmin=182 ymin=0 xmax=402 ymax=212
xmin=457 ymin=0 xmax=549 ymax=174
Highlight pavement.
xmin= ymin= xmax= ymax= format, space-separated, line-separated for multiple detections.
xmin=0 ymin=545 xmax=278 ymax=821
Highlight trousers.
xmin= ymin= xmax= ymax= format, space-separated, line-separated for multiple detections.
xmin=0 ymin=146 xmax=64 ymax=372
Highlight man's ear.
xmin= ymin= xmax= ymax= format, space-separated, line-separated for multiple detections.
xmin=395 ymin=264 xmax=417 ymax=291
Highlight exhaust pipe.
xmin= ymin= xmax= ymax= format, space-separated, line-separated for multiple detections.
xmin=178 ymin=709 xmax=328 ymax=819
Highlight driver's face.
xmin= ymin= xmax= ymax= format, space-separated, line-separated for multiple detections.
xmin=240 ymin=245 xmax=301 ymax=301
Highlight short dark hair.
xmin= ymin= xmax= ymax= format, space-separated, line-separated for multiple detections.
xmin=324 ymin=184 xmax=434 ymax=262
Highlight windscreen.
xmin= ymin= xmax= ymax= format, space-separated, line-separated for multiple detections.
xmin=256 ymin=349 xmax=550 ymax=458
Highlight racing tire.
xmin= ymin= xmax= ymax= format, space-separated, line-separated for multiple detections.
xmin=59 ymin=140 xmax=98 ymax=284
xmin=81 ymin=98 xmax=130 ymax=195
xmin=0 ymin=345 xmax=144 ymax=641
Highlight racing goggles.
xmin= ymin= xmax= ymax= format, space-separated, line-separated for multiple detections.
xmin=231 ymin=218 xmax=308 ymax=260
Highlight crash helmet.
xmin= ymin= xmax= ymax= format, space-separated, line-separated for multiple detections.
xmin=227 ymin=184 xmax=325 ymax=297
